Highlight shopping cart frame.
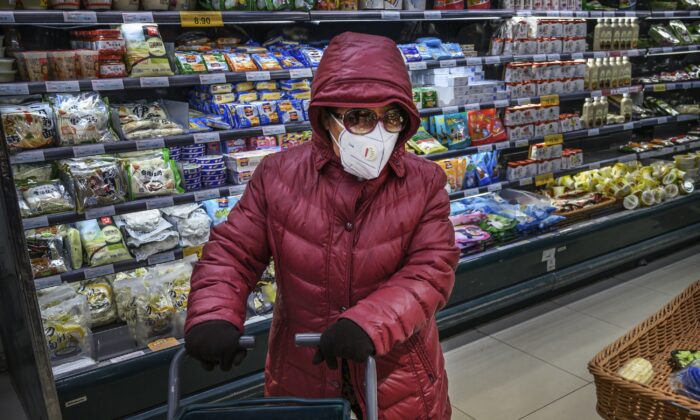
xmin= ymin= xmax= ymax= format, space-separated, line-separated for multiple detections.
xmin=167 ymin=333 xmax=377 ymax=420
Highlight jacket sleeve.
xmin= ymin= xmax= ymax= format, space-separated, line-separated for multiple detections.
xmin=340 ymin=168 xmax=459 ymax=356
xmin=184 ymin=159 xmax=271 ymax=334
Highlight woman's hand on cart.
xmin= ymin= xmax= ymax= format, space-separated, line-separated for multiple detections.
xmin=184 ymin=320 xmax=251 ymax=371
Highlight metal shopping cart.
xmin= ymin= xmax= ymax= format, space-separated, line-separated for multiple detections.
xmin=167 ymin=333 xmax=378 ymax=420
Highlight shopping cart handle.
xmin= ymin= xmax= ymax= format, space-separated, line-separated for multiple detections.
xmin=167 ymin=336 xmax=256 ymax=420
xmin=294 ymin=333 xmax=378 ymax=420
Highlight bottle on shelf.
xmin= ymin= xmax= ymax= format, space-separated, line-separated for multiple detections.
xmin=582 ymin=98 xmax=594 ymax=128
xmin=611 ymin=19 xmax=622 ymax=51
xmin=610 ymin=57 xmax=621 ymax=89
xmin=630 ymin=18 xmax=640 ymax=49
xmin=621 ymin=56 xmax=632 ymax=87
xmin=595 ymin=58 xmax=607 ymax=89
xmin=593 ymin=19 xmax=604 ymax=51
xmin=600 ymin=97 xmax=610 ymax=125
xmin=623 ymin=19 xmax=634 ymax=50
xmin=620 ymin=93 xmax=633 ymax=122
xmin=593 ymin=97 xmax=605 ymax=127
xmin=601 ymin=19 xmax=613 ymax=50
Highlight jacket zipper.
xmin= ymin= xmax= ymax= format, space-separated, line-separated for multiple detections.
xmin=410 ymin=335 xmax=436 ymax=383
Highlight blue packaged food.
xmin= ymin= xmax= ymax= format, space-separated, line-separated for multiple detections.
xmin=234 ymin=104 xmax=260 ymax=128
xmin=398 ymin=44 xmax=422 ymax=62
xmin=272 ymin=51 xmax=305 ymax=69
xmin=195 ymin=155 xmax=224 ymax=164
xmin=189 ymin=118 xmax=211 ymax=132
xmin=182 ymin=151 xmax=205 ymax=158
xmin=276 ymin=99 xmax=305 ymax=124
xmin=302 ymin=99 xmax=310 ymax=121
xmin=427 ymin=45 xmax=450 ymax=60
xmin=415 ymin=44 xmax=432 ymax=61
xmin=416 ymin=37 xmax=443 ymax=47
xmin=181 ymin=163 xmax=201 ymax=176
xmin=204 ymin=115 xmax=232 ymax=130
xmin=254 ymin=101 xmax=280 ymax=125
xmin=251 ymin=53 xmax=283 ymax=71
xmin=442 ymin=43 xmax=465 ymax=59
xmin=183 ymin=144 xmax=206 ymax=152
xmin=300 ymin=47 xmax=323 ymax=67
xmin=221 ymin=138 xmax=248 ymax=153
xmin=202 ymin=174 xmax=227 ymax=182
xmin=202 ymin=180 xmax=226 ymax=188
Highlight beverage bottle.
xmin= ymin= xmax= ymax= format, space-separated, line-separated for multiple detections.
xmin=621 ymin=93 xmax=633 ymax=122
xmin=611 ymin=19 xmax=622 ymax=50
xmin=593 ymin=19 xmax=604 ymax=50
xmin=582 ymin=98 xmax=593 ymax=128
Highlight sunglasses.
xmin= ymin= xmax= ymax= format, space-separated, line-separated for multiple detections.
xmin=332 ymin=108 xmax=407 ymax=135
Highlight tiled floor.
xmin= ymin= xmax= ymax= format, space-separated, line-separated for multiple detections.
xmin=443 ymin=245 xmax=700 ymax=420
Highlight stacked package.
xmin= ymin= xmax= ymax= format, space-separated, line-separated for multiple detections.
xmin=225 ymin=148 xmax=279 ymax=185
xmin=491 ymin=18 xmax=588 ymax=57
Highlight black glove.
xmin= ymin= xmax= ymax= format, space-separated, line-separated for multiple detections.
xmin=185 ymin=320 xmax=246 ymax=371
xmin=312 ymin=319 xmax=375 ymax=370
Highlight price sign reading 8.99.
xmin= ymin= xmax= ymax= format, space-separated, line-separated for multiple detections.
xmin=180 ymin=11 xmax=223 ymax=27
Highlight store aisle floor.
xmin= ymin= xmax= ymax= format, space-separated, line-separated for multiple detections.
xmin=442 ymin=244 xmax=700 ymax=420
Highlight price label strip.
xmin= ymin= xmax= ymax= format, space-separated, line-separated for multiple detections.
xmin=140 ymin=77 xmax=170 ymax=88
xmin=544 ymin=133 xmax=563 ymax=146
xmin=487 ymin=183 xmax=502 ymax=192
xmin=63 ymin=11 xmax=97 ymax=23
xmin=407 ymin=61 xmax=428 ymax=71
xmin=0 ymin=83 xmax=29 ymax=96
xmin=519 ymin=177 xmax=533 ymax=186
xmin=245 ymin=71 xmax=271 ymax=82
xmin=194 ymin=189 xmax=220 ymax=202
xmin=289 ymin=68 xmax=313 ymax=78
xmin=122 ymin=12 xmax=154 ymax=23
xmin=147 ymin=251 xmax=176 ymax=266
xmin=193 ymin=132 xmax=220 ymax=144
xmin=262 ymin=125 xmax=286 ymax=136
xmin=180 ymin=11 xmax=223 ymax=27
xmin=146 ymin=196 xmax=175 ymax=210
xmin=439 ymin=59 xmax=457 ymax=68
xmin=73 ymin=144 xmax=105 ymax=158
xmin=83 ymin=264 xmax=115 ymax=280
xmin=23 ymin=216 xmax=49 ymax=230
xmin=91 ymin=79 xmax=124 ymax=91
xmin=46 ymin=81 xmax=80 ymax=93
xmin=12 ymin=150 xmax=45 ymax=164
xmin=199 ymin=73 xmax=226 ymax=85
xmin=85 ymin=205 xmax=116 ymax=219
xmin=540 ymin=94 xmax=560 ymax=107
xmin=652 ymin=84 xmax=667 ymax=93
xmin=135 ymin=138 xmax=165 ymax=150
xmin=0 ymin=11 xmax=14 ymax=23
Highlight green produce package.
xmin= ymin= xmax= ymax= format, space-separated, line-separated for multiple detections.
xmin=76 ymin=217 xmax=132 ymax=267
xmin=119 ymin=149 xmax=183 ymax=200
xmin=121 ymin=24 xmax=173 ymax=77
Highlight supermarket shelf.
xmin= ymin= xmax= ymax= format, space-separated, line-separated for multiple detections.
xmin=0 ymin=10 xmax=309 ymax=25
xmin=423 ymin=114 xmax=699 ymax=162
xmin=647 ymin=45 xmax=700 ymax=55
xmin=644 ymin=80 xmax=700 ymax=92
xmin=418 ymin=85 xmax=644 ymax=118
xmin=516 ymin=9 xmax=651 ymax=18
xmin=10 ymin=122 xmax=311 ymax=164
xmin=308 ymin=9 xmax=513 ymax=21
xmin=648 ymin=10 xmax=700 ymax=19
xmin=23 ymin=183 xmax=246 ymax=230
xmin=447 ymin=136 xmax=700 ymax=200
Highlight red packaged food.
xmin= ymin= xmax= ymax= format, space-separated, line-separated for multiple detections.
xmin=98 ymin=55 xmax=127 ymax=78
xmin=467 ymin=108 xmax=508 ymax=145
xmin=434 ymin=0 xmax=464 ymax=9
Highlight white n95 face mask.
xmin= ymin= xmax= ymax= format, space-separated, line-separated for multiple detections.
xmin=329 ymin=114 xmax=399 ymax=180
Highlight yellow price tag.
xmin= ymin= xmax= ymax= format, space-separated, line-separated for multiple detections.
xmin=183 ymin=245 xmax=204 ymax=260
xmin=540 ymin=94 xmax=560 ymax=107
xmin=652 ymin=84 xmax=667 ymax=92
xmin=180 ymin=11 xmax=223 ymax=27
xmin=147 ymin=337 xmax=180 ymax=352
xmin=535 ymin=173 xmax=554 ymax=186
xmin=544 ymin=134 xmax=563 ymax=146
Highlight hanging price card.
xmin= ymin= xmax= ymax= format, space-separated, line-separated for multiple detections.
xmin=381 ymin=10 xmax=401 ymax=20
xmin=487 ymin=183 xmax=502 ymax=192
xmin=245 ymin=71 xmax=271 ymax=82
xmin=122 ymin=12 xmax=153 ymax=23
xmin=148 ymin=337 xmax=180 ymax=352
xmin=193 ymin=132 xmax=220 ymax=144
xmin=519 ymin=177 xmax=533 ymax=186
xmin=407 ymin=61 xmax=428 ymax=71
xmin=180 ymin=11 xmax=223 ymax=27
xmin=463 ymin=188 xmax=479 ymax=197
xmin=535 ymin=173 xmax=554 ymax=186
xmin=0 ymin=11 xmax=14 ymax=23
xmin=439 ymin=60 xmax=457 ymax=68
xmin=140 ymin=77 xmax=170 ymax=88
xmin=91 ymin=79 xmax=124 ymax=91
xmin=544 ymin=133 xmax=563 ymax=146
xmin=199 ymin=73 xmax=226 ymax=85
xmin=540 ymin=94 xmax=559 ymax=106
xmin=289 ymin=68 xmax=313 ymax=78
xmin=0 ymin=83 xmax=28 ymax=96
xmin=423 ymin=10 xmax=441 ymax=19
xmin=63 ymin=11 xmax=97 ymax=23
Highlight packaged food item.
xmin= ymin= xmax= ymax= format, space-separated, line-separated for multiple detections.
xmin=202 ymin=196 xmax=240 ymax=225
xmin=49 ymin=0 xmax=79 ymax=9
xmin=670 ymin=20 xmax=693 ymax=44
xmin=174 ymin=52 xmax=206 ymax=74
xmin=25 ymin=226 xmax=69 ymax=278
xmin=202 ymin=53 xmax=230 ymax=72
xmin=76 ymin=50 xmax=99 ymax=79
xmin=83 ymin=0 xmax=113 ymax=8
xmin=93 ymin=30 xmax=126 ymax=55
xmin=671 ymin=350 xmax=700 ymax=370
xmin=76 ymin=217 xmax=132 ymax=267
xmin=468 ymin=109 xmax=508 ymax=145
xmin=234 ymin=104 xmax=260 ymax=128
xmin=59 ymin=157 xmax=128 ymax=213
xmin=121 ymin=24 xmax=173 ymax=77
xmin=17 ymin=179 xmax=75 ymax=216
xmin=618 ymin=357 xmax=654 ymax=385
xmin=649 ymin=24 xmax=682 ymax=46
xmin=98 ymin=55 xmax=128 ymax=79
xmin=50 ymin=92 xmax=118 ymax=146
xmin=150 ymin=259 xmax=194 ymax=337
xmin=13 ymin=163 xmax=53 ymax=183
xmin=39 ymin=286 xmax=93 ymax=364
xmin=23 ymin=51 xmax=49 ymax=81
xmin=407 ymin=127 xmax=448 ymax=155
xmin=73 ymin=278 xmax=118 ymax=327
xmin=114 ymin=209 xmax=179 ymax=261
xmin=120 ymin=149 xmax=183 ymax=199
xmin=254 ymin=101 xmax=280 ymax=125
xmin=444 ymin=112 xmax=470 ymax=150
xmin=116 ymin=101 xmax=184 ymax=140
xmin=225 ymin=53 xmax=259 ymax=72
xmin=0 ymin=102 xmax=55 ymax=152
xmin=133 ymin=277 xmax=175 ymax=346
xmin=160 ymin=204 xmax=211 ymax=247
xmin=113 ymin=273 xmax=146 ymax=324
xmin=48 ymin=51 xmax=77 ymax=81
xmin=271 ymin=51 xmax=304 ymax=69
xmin=251 ymin=53 xmax=283 ymax=71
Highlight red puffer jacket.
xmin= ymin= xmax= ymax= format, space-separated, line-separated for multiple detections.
xmin=185 ymin=32 xmax=460 ymax=420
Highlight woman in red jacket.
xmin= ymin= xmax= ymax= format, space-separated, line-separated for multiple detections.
xmin=184 ymin=31 xmax=460 ymax=420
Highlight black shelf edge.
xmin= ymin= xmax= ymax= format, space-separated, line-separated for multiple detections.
xmin=308 ymin=9 xmax=514 ymax=21
xmin=648 ymin=10 xmax=700 ymax=19
xmin=647 ymin=45 xmax=700 ymax=55
xmin=10 ymin=121 xmax=311 ymax=164
xmin=643 ymin=80 xmax=700 ymax=92
xmin=516 ymin=9 xmax=652 ymax=18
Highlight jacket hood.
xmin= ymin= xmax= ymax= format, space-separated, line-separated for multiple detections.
xmin=309 ymin=32 xmax=421 ymax=178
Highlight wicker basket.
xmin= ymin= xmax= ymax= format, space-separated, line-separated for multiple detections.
xmin=555 ymin=196 xmax=620 ymax=227
xmin=589 ymin=280 xmax=700 ymax=420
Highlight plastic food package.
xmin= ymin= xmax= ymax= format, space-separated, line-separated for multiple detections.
xmin=467 ymin=109 xmax=508 ymax=145
xmin=113 ymin=274 xmax=146 ymax=325
xmin=150 ymin=259 xmax=193 ymax=337
xmin=64 ymin=227 xmax=83 ymax=270
xmin=73 ymin=277 xmax=118 ymax=327
xmin=649 ymin=24 xmax=682 ymax=46
xmin=13 ymin=163 xmax=53 ymax=183
xmin=133 ymin=277 xmax=176 ymax=346
xmin=50 ymin=92 xmax=118 ymax=146
xmin=120 ymin=149 xmax=183 ymax=199
xmin=17 ymin=179 xmax=75 ymax=216
xmin=202 ymin=53 xmax=230 ymax=72
xmin=59 ymin=157 xmax=128 ymax=213
xmin=39 ymin=286 xmax=93 ymax=364
xmin=25 ymin=226 xmax=69 ymax=278
xmin=0 ymin=102 xmax=56 ymax=153
xmin=407 ymin=127 xmax=448 ymax=155
xmin=672 ymin=362 xmax=700 ymax=401
xmin=670 ymin=20 xmax=693 ymax=44
xmin=76 ymin=217 xmax=132 ymax=267
xmin=160 ymin=204 xmax=211 ymax=247
xmin=116 ymin=101 xmax=184 ymax=140
xmin=225 ymin=53 xmax=259 ymax=72
xmin=121 ymin=24 xmax=173 ymax=77
xmin=114 ymin=209 xmax=180 ymax=261
xmin=203 ymin=196 xmax=240 ymax=225
xmin=174 ymin=52 xmax=207 ymax=74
